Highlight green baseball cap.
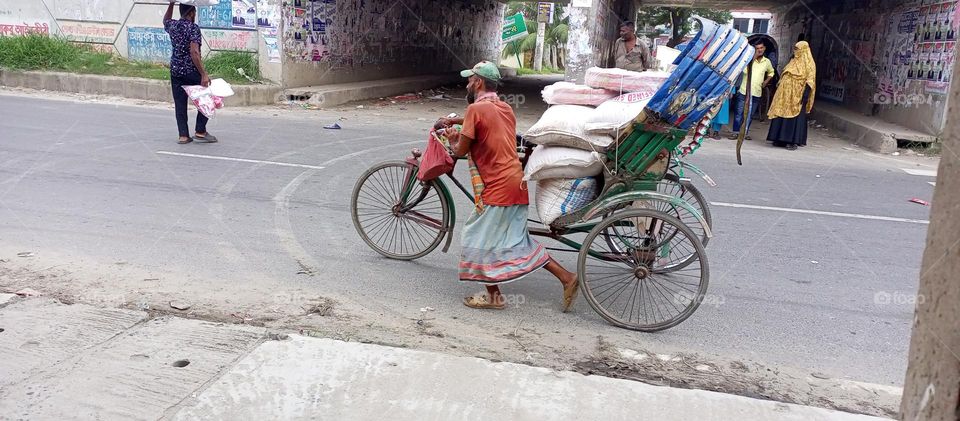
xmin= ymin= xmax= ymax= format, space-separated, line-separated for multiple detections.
xmin=460 ymin=61 xmax=501 ymax=81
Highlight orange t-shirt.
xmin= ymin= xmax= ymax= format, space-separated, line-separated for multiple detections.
xmin=461 ymin=100 xmax=528 ymax=206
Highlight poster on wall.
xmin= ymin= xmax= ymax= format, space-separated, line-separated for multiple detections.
xmin=256 ymin=0 xmax=279 ymax=28
xmin=199 ymin=1 xmax=233 ymax=28
xmin=127 ymin=27 xmax=171 ymax=63
xmin=262 ymin=28 xmax=280 ymax=62
xmin=311 ymin=0 xmax=332 ymax=34
xmin=233 ymin=0 xmax=257 ymax=28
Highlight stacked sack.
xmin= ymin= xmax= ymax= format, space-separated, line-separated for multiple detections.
xmin=523 ymin=67 xmax=669 ymax=226
xmin=583 ymin=67 xmax=670 ymax=138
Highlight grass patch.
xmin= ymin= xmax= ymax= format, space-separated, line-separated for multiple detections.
xmin=0 ymin=34 xmax=261 ymax=84
xmin=204 ymin=51 xmax=260 ymax=84
xmin=900 ymin=139 xmax=942 ymax=156
xmin=517 ymin=66 xmax=563 ymax=76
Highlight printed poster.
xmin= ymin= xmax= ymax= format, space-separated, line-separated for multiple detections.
xmin=233 ymin=0 xmax=256 ymax=28
xmin=256 ymin=0 xmax=279 ymax=28
xmin=262 ymin=28 xmax=280 ymax=62
xmin=199 ymin=1 xmax=232 ymax=28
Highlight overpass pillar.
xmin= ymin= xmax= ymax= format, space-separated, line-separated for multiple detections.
xmin=564 ymin=0 xmax=636 ymax=83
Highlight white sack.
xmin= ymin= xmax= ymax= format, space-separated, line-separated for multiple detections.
xmin=524 ymin=145 xmax=604 ymax=181
xmin=585 ymin=92 xmax=653 ymax=136
xmin=525 ymin=105 xmax=614 ymax=151
xmin=535 ymin=177 xmax=601 ymax=226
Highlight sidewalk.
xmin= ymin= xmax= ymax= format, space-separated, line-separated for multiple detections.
xmin=0 ymin=295 xmax=888 ymax=421
xmin=811 ymin=103 xmax=938 ymax=153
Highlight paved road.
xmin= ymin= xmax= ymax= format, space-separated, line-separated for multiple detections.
xmin=0 ymin=95 xmax=936 ymax=386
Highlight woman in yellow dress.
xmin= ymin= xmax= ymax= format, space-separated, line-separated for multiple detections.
xmin=766 ymin=41 xmax=817 ymax=151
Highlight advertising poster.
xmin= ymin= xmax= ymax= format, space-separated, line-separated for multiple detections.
xmin=233 ymin=0 xmax=256 ymax=28
xmin=199 ymin=1 xmax=232 ymax=28
xmin=256 ymin=0 xmax=279 ymax=28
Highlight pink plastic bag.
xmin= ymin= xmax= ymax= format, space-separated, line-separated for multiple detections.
xmin=182 ymin=85 xmax=224 ymax=118
xmin=417 ymin=131 xmax=455 ymax=181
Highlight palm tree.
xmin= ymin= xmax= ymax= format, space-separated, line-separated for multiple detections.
xmin=501 ymin=2 xmax=567 ymax=71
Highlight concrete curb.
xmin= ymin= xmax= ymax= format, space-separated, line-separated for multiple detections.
xmin=284 ymin=74 xmax=461 ymax=108
xmin=811 ymin=106 xmax=938 ymax=154
xmin=0 ymin=69 xmax=282 ymax=106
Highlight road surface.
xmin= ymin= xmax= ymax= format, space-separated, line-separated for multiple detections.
xmin=0 ymin=94 xmax=936 ymax=393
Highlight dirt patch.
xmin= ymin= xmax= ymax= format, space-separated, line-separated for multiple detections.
xmin=572 ymin=336 xmax=898 ymax=418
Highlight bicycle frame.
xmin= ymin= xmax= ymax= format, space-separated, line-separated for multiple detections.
xmin=670 ymin=158 xmax=717 ymax=187
xmin=396 ymin=147 xmax=707 ymax=263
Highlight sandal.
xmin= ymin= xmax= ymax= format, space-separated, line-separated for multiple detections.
xmin=463 ymin=294 xmax=505 ymax=310
xmin=177 ymin=137 xmax=193 ymax=144
xmin=194 ymin=133 xmax=218 ymax=143
xmin=562 ymin=278 xmax=580 ymax=313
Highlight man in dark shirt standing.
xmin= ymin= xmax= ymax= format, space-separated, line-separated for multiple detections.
xmin=164 ymin=3 xmax=216 ymax=144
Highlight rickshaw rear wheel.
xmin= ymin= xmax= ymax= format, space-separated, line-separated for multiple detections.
xmin=351 ymin=161 xmax=450 ymax=260
xmin=578 ymin=209 xmax=709 ymax=332
xmin=657 ymin=173 xmax=712 ymax=248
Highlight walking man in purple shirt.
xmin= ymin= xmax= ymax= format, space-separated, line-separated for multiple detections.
xmin=164 ymin=3 xmax=217 ymax=144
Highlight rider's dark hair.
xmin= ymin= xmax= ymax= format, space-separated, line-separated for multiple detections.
xmin=180 ymin=4 xmax=197 ymax=17
xmin=479 ymin=76 xmax=499 ymax=92
xmin=621 ymin=21 xmax=636 ymax=29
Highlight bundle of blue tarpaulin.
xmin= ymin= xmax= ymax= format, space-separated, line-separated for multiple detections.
xmin=645 ymin=17 xmax=755 ymax=131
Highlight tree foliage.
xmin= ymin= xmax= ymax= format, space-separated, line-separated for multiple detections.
xmin=635 ymin=7 xmax=733 ymax=47
xmin=501 ymin=1 xmax=568 ymax=68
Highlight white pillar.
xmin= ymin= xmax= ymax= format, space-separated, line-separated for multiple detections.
xmin=564 ymin=2 xmax=596 ymax=83
xmin=534 ymin=22 xmax=547 ymax=72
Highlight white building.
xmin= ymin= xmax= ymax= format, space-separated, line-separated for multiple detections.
xmin=730 ymin=10 xmax=772 ymax=34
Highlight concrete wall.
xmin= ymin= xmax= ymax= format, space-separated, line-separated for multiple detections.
xmin=770 ymin=0 xmax=956 ymax=135
xmin=565 ymin=0 xmax=635 ymax=83
xmin=276 ymin=0 xmax=505 ymax=89
xmin=1 ymin=0 xmax=282 ymax=83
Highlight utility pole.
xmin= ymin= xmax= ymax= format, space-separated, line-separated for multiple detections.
xmin=534 ymin=21 xmax=546 ymax=72
xmin=534 ymin=2 xmax=554 ymax=72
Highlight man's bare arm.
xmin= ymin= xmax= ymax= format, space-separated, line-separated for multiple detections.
xmin=164 ymin=3 xmax=175 ymax=22
xmin=189 ymin=43 xmax=210 ymax=86
xmin=452 ymin=133 xmax=473 ymax=157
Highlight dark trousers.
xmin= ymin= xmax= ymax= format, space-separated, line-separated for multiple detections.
xmin=171 ymin=72 xmax=208 ymax=138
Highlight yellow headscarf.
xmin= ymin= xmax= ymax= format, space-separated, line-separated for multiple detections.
xmin=768 ymin=41 xmax=817 ymax=119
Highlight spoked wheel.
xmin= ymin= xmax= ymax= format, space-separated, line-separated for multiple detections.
xmin=351 ymin=160 xmax=450 ymax=260
xmin=579 ymin=209 xmax=709 ymax=332
xmin=654 ymin=173 xmax=712 ymax=248
xmin=601 ymin=174 xmax=711 ymax=272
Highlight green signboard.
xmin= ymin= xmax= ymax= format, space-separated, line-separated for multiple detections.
xmin=502 ymin=13 xmax=528 ymax=43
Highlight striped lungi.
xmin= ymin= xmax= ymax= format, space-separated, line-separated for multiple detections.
xmin=458 ymin=205 xmax=549 ymax=284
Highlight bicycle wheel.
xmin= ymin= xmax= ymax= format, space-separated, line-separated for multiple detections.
xmin=655 ymin=173 xmax=712 ymax=248
xmin=351 ymin=160 xmax=449 ymax=260
xmin=578 ymin=209 xmax=709 ymax=332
